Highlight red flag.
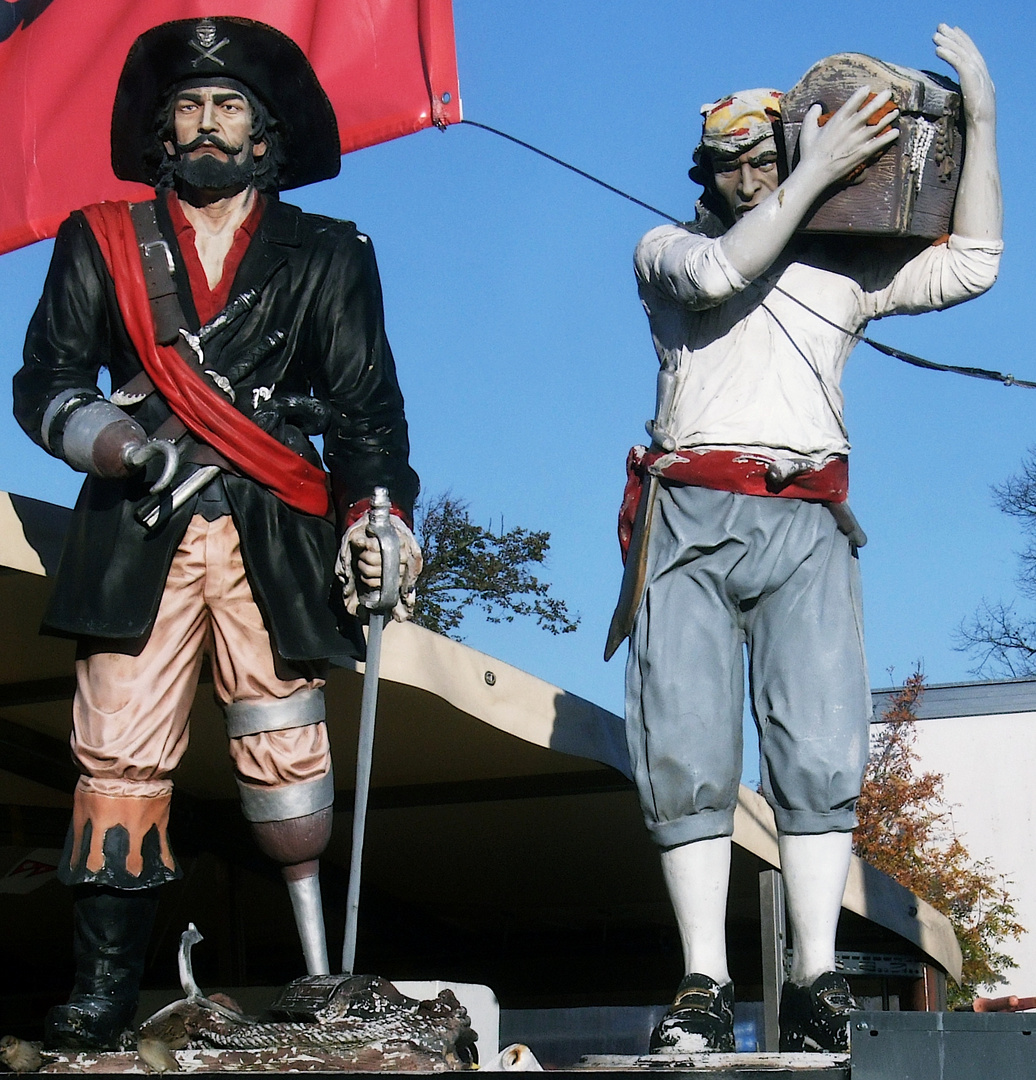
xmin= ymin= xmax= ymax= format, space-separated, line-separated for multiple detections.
xmin=0 ymin=0 xmax=461 ymax=254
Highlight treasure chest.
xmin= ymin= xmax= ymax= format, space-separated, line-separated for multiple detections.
xmin=780 ymin=53 xmax=963 ymax=238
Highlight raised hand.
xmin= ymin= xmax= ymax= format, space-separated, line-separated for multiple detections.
xmin=934 ymin=24 xmax=995 ymax=126
xmin=797 ymin=85 xmax=901 ymax=189
xmin=933 ymin=24 xmax=1001 ymax=240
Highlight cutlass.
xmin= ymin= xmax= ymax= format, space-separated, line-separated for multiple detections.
xmin=341 ymin=486 xmax=400 ymax=974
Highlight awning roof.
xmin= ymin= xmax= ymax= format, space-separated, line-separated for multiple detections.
xmin=0 ymin=490 xmax=961 ymax=984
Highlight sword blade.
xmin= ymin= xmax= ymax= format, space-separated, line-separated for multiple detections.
xmin=341 ymin=611 xmax=385 ymax=974
xmin=604 ymin=473 xmax=658 ymax=661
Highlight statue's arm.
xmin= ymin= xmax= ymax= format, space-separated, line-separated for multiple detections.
xmin=13 ymin=214 xmax=110 ymax=451
xmin=14 ymin=214 xmax=166 ymax=483
xmin=718 ymin=87 xmax=901 ymax=283
xmin=936 ymin=23 xmax=1002 ymax=243
xmin=309 ymin=227 xmax=422 ymax=619
xmin=636 ymin=89 xmax=902 ymax=309
xmin=863 ymin=28 xmax=1002 ymax=318
xmin=313 ymin=229 xmax=419 ymax=522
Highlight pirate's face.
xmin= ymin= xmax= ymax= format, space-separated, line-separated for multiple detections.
xmin=711 ymin=135 xmax=779 ymax=220
xmin=165 ymin=85 xmax=266 ymax=167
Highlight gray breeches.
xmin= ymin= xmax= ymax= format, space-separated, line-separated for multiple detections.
xmin=625 ymin=483 xmax=871 ymax=848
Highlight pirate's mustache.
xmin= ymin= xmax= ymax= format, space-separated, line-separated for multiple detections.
xmin=176 ymin=134 xmax=244 ymax=157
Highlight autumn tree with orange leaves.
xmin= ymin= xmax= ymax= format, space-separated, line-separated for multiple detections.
xmin=853 ymin=671 xmax=1024 ymax=1007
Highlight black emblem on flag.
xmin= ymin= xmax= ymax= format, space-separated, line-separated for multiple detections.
xmin=0 ymin=0 xmax=56 ymax=42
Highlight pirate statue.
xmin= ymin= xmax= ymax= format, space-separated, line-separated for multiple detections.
xmin=14 ymin=18 xmax=421 ymax=1050
xmin=617 ymin=27 xmax=1001 ymax=1052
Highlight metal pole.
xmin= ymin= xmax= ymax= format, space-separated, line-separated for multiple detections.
xmin=760 ymin=868 xmax=787 ymax=1053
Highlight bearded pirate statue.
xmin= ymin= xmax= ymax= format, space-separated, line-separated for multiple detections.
xmin=14 ymin=17 xmax=422 ymax=1050
xmin=615 ymin=26 xmax=1001 ymax=1053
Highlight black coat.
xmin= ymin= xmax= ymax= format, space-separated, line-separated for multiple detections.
xmin=13 ymin=195 xmax=419 ymax=661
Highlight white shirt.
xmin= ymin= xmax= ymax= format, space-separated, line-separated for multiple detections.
xmin=634 ymin=224 xmax=1002 ymax=464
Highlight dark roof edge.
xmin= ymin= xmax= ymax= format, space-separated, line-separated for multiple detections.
xmin=871 ymin=678 xmax=1036 ymax=721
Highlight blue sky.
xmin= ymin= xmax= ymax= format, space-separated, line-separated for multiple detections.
xmin=0 ymin=0 xmax=1033 ymax=754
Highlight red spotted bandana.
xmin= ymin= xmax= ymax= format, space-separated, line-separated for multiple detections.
xmin=699 ymin=88 xmax=783 ymax=156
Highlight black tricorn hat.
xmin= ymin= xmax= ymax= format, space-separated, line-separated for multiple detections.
xmin=111 ymin=16 xmax=341 ymax=191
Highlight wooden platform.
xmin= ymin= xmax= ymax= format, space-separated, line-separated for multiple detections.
xmin=35 ymin=1050 xmax=847 ymax=1077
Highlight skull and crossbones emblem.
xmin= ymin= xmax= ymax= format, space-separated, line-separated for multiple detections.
xmin=190 ymin=19 xmax=230 ymax=67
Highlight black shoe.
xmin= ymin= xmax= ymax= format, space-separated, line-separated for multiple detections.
xmin=649 ymin=973 xmax=735 ymax=1053
xmin=45 ymin=887 xmax=161 ymax=1051
xmin=778 ymin=971 xmax=858 ymax=1053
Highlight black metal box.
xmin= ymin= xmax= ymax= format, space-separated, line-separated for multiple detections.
xmin=850 ymin=1010 xmax=1036 ymax=1079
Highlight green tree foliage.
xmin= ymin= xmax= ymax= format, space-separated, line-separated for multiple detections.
xmin=854 ymin=672 xmax=1024 ymax=1006
xmin=959 ymin=449 xmax=1036 ymax=675
xmin=410 ymin=492 xmax=579 ymax=640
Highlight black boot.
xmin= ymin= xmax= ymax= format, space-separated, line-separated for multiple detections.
xmin=778 ymin=970 xmax=859 ymax=1052
xmin=45 ymin=886 xmax=160 ymax=1051
xmin=649 ymin=973 xmax=736 ymax=1053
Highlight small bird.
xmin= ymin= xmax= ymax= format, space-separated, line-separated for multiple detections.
xmin=207 ymin=992 xmax=244 ymax=1015
xmin=137 ymin=1036 xmax=180 ymax=1074
xmin=0 ymin=1036 xmax=42 ymax=1073
xmin=139 ymin=1012 xmax=189 ymax=1051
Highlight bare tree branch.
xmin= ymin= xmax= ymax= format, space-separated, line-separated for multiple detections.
xmin=959 ymin=450 xmax=1036 ymax=674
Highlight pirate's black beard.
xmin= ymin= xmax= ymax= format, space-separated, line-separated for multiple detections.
xmin=172 ymin=152 xmax=256 ymax=199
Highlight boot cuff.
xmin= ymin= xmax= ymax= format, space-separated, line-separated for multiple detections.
xmin=60 ymin=784 xmax=181 ymax=888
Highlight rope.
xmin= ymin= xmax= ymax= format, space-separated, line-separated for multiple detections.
xmin=460 ymin=118 xmax=1032 ymax=391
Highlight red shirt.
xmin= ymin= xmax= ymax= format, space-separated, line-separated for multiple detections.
xmin=166 ymin=191 xmax=264 ymax=325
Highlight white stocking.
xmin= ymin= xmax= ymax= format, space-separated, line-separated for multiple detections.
xmin=660 ymin=835 xmax=732 ymax=986
xmin=778 ymin=831 xmax=853 ymax=987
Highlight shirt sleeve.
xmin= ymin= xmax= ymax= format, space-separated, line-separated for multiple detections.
xmin=634 ymin=223 xmax=750 ymax=311
xmin=860 ymin=234 xmax=1003 ymax=320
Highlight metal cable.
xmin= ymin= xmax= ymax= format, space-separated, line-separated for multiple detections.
xmin=461 ymin=118 xmax=1032 ymax=390
xmin=461 ymin=119 xmax=682 ymax=224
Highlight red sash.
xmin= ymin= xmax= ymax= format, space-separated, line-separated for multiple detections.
xmin=618 ymin=446 xmax=849 ymax=561
xmin=80 ymin=201 xmax=329 ymax=518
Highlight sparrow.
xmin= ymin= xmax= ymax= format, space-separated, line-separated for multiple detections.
xmin=137 ymin=1036 xmax=180 ymax=1074
xmin=139 ymin=1012 xmax=189 ymax=1051
xmin=0 ymin=1036 xmax=42 ymax=1073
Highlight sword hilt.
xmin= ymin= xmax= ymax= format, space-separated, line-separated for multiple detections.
xmin=362 ymin=487 xmax=401 ymax=613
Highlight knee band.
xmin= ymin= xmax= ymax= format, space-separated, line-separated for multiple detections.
xmin=224 ymin=687 xmax=325 ymax=738
xmin=237 ymin=769 xmax=335 ymax=823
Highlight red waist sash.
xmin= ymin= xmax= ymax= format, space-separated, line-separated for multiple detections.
xmin=80 ymin=201 xmax=329 ymax=518
xmin=618 ymin=446 xmax=848 ymax=561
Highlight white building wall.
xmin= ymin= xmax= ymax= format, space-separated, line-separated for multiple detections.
xmin=906 ymin=710 xmax=1036 ymax=998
